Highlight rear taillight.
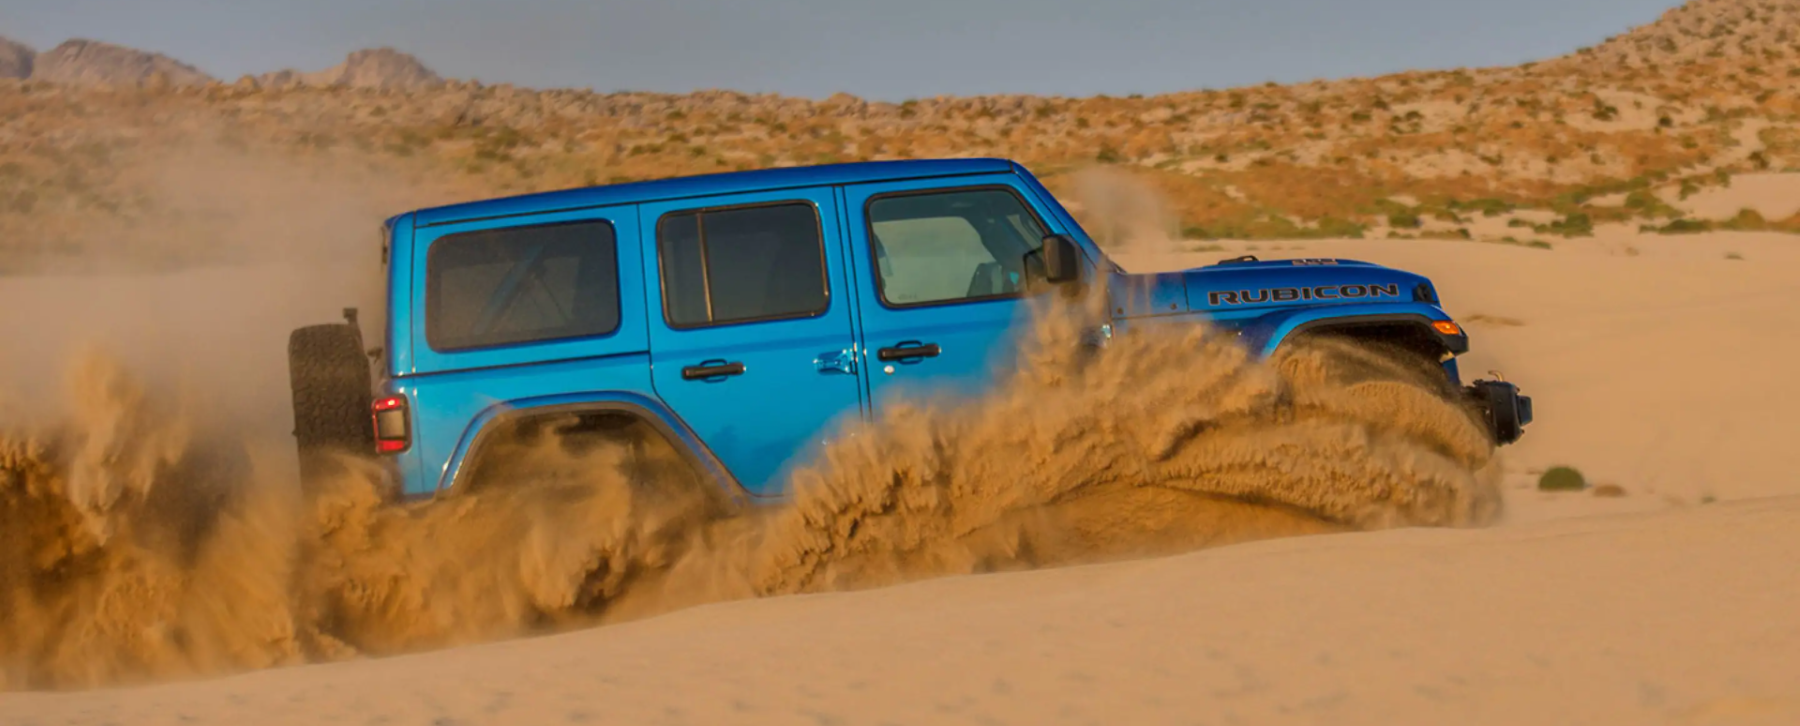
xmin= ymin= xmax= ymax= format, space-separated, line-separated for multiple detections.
xmin=371 ymin=395 xmax=410 ymax=454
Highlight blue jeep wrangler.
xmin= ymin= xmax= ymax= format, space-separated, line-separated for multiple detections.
xmin=286 ymin=158 xmax=1532 ymax=500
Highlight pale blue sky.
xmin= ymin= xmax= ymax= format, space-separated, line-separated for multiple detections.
xmin=3 ymin=0 xmax=1681 ymax=100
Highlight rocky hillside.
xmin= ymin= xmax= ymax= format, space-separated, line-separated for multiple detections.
xmin=0 ymin=38 xmax=32 ymax=79
xmin=2 ymin=0 xmax=1799 ymax=270
xmin=28 ymin=39 xmax=214 ymax=87
xmin=1564 ymin=0 xmax=1800 ymax=68
xmin=256 ymin=48 xmax=443 ymax=91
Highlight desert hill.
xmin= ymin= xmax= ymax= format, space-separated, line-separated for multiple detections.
xmin=254 ymin=47 xmax=443 ymax=91
xmin=25 ymin=39 xmax=214 ymax=88
xmin=3 ymin=0 xmax=1800 ymax=270
xmin=0 ymin=37 xmax=32 ymax=79
xmin=1565 ymin=0 xmax=1800 ymax=68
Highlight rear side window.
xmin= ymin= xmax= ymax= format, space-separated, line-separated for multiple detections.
xmin=657 ymin=203 xmax=828 ymax=328
xmin=426 ymin=219 xmax=620 ymax=351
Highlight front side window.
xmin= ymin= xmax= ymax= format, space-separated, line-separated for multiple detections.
xmin=426 ymin=219 xmax=620 ymax=351
xmin=658 ymin=203 xmax=828 ymax=328
xmin=866 ymin=188 xmax=1049 ymax=306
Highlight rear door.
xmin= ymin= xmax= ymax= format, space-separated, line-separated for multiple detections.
xmin=842 ymin=177 xmax=1063 ymax=406
xmin=642 ymin=188 xmax=865 ymax=497
xmin=402 ymin=206 xmax=646 ymax=496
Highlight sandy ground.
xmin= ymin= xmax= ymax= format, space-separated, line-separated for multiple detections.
xmin=1671 ymin=172 xmax=1800 ymax=221
xmin=4 ymin=228 xmax=1798 ymax=724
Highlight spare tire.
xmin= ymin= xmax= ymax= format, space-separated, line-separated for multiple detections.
xmin=288 ymin=323 xmax=373 ymax=488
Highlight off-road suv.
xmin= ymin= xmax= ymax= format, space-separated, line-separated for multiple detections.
xmin=287 ymin=158 xmax=1532 ymax=499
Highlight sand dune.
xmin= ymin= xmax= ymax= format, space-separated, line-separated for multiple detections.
xmin=4 ymin=495 xmax=1795 ymax=726
xmin=3 ymin=227 xmax=1796 ymax=724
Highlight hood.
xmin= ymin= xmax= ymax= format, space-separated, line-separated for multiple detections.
xmin=1108 ymin=257 xmax=1437 ymax=317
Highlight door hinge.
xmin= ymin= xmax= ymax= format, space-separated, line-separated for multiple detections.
xmin=815 ymin=348 xmax=858 ymax=375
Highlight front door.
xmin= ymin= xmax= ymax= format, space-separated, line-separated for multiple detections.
xmin=642 ymin=188 xmax=865 ymax=497
xmin=841 ymin=178 xmax=1063 ymax=407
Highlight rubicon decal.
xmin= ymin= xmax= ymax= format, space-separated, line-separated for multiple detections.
xmin=1206 ymin=283 xmax=1402 ymax=306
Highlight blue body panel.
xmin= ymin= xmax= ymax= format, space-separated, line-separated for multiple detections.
xmin=396 ymin=354 xmax=664 ymax=496
xmin=637 ymin=186 xmax=866 ymax=497
xmin=375 ymin=158 xmax=1466 ymax=500
xmin=840 ymin=173 xmax=1068 ymax=405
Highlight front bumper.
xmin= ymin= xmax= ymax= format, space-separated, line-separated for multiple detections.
xmin=1466 ymin=378 xmax=1533 ymax=445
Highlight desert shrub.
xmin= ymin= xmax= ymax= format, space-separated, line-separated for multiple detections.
xmin=1624 ymin=190 xmax=1681 ymax=217
xmin=1532 ymin=212 xmax=1593 ymax=237
xmin=1311 ymin=216 xmax=1368 ymax=238
xmin=1721 ymin=208 xmax=1768 ymax=230
xmin=1651 ymin=218 xmax=1713 ymax=234
xmin=1591 ymin=97 xmax=1620 ymax=121
xmin=1497 ymin=236 xmax=1554 ymax=250
xmin=1450 ymin=198 xmax=1516 ymax=217
xmin=1539 ymin=466 xmax=1587 ymax=491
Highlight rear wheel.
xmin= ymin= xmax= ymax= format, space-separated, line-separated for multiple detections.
xmin=457 ymin=410 xmax=709 ymax=496
xmin=288 ymin=323 xmax=374 ymax=490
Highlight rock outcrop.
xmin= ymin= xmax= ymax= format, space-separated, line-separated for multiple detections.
xmin=0 ymin=37 xmax=34 ymax=79
xmin=259 ymin=48 xmax=442 ymax=91
xmin=28 ymin=39 xmax=213 ymax=87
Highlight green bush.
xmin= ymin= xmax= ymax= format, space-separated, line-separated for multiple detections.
xmin=1720 ymin=208 xmax=1768 ymax=231
xmin=1539 ymin=466 xmax=1587 ymax=491
xmin=1624 ymin=190 xmax=1681 ymax=218
xmin=1653 ymin=218 xmax=1713 ymax=234
xmin=1448 ymin=198 xmax=1516 ymax=217
xmin=1387 ymin=210 xmax=1422 ymax=228
xmin=1541 ymin=212 xmax=1594 ymax=237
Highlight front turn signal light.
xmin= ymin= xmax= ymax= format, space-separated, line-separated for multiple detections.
xmin=1431 ymin=320 xmax=1463 ymax=336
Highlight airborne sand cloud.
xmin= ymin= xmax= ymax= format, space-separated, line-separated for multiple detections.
xmin=0 ymin=143 xmax=1503 ymax=689
xmin=0 ymin=284 xmax=1504 ymax=689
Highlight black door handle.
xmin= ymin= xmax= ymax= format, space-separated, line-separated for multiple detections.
xmin=877 ymin=342 xmax=941 ymax=362
xmin=681 ymin=361 xmax=746 ymax=380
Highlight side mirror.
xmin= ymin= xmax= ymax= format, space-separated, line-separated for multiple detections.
xmin=1039 ymin=234 xmax=1081 ymax=284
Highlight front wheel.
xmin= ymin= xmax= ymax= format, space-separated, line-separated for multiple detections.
xmin=1464 ymin=378 xmax=1533 ymax=446
xmin=1283 ymin=331 xmax=1534 ymax=448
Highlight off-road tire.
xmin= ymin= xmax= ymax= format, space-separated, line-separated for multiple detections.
xmin=1280 ymin=332 xmax=1459 ymax=396
xmin=288 ymin=323 xmax=374 ymax=488
xmin=1275 ymin=331 xmax=1496 ymax=457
